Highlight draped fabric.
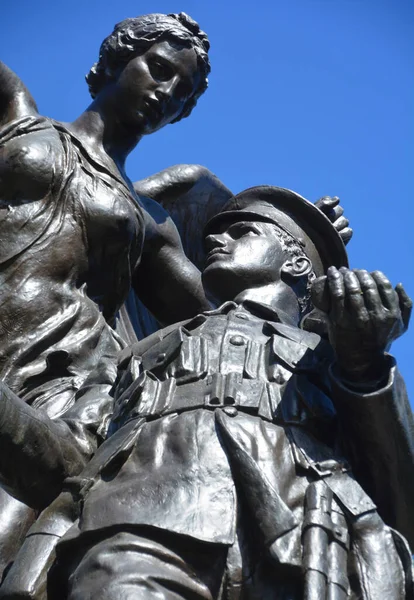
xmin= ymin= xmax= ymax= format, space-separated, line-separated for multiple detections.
xmin=0 ymin=116 xmax=145 ymax=417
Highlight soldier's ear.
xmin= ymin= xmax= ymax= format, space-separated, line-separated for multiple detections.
xmin=281 ymin=256 xmax=312 ymax=280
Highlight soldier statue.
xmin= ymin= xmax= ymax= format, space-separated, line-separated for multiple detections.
xmin=0 ymin=187 xmax=412 ymax=599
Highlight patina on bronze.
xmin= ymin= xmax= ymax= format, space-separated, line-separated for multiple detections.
xmin=0 ymin=10 xmax=359 ymax=578
xmin=0 ymin=11 xmax=212 ymax=414
xmin=0 ymin=11 xmax=215 ymax=576
xmin=0 ymin=188 xmax=412 ymax=599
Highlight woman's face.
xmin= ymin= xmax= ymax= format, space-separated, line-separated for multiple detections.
xmin=112 ymin=40 xmax=201 ymax=134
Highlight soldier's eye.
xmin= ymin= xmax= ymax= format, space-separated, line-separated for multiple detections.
xmin=231 ymin=224 xmax=260 ymax=238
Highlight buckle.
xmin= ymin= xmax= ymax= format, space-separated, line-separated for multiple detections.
xmin=311 ymin=459 xmax=350 ymax=478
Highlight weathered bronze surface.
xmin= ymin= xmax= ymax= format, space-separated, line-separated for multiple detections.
xmin=0 ymin=12 xmax=214 ymax=571
xmin=0 ymin=11 xmax=413 ymax=600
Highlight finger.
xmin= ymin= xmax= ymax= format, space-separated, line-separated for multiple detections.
xmin=354 ymin=270 xmax=382 ymax=314
xmin=331 ymin=205 xmax=344 ymax=220
xmin=339 ymin=227 xmax=353 ymax=245
xmin=341 ymin=269 xmax=369 ymax=325
xmin=311 ymin=276 xmax=330 ymax=312
xmin=370 ymin=271 xmax=399 ymax=312
xmin=327 ymin=266 xmax=345 ymax=322
xmin=315 ymin=196 xmax=340 ymax=210
xmin=333 ymin=216 xmax=349 ymax=231
xmin=395 ymin=283 xmax=412 ymax=332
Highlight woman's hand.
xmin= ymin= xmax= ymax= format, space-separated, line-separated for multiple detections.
xmin=314 ymin=196 xmax=353 ymax=245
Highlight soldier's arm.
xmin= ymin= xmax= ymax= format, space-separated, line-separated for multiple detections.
xmin=0 ymin=357 xmax=118 ymax=510
xmin=313 ymin=268 xmax=414 ymax=546
xmin=329 ymin=361 xmax=414 ymax=547
xmin=0 ymin=61 xmax=38 ymax=126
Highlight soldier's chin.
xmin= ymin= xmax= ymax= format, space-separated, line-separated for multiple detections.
xmin=202 ymin=260 xmax=226 ymax=281
xmin=202 ymin=264 xmax=235 ymax=303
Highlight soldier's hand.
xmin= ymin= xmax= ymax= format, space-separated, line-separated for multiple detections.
xmin=311 ymin=267 xmax=411 ymax=384
xmin=314 ymin=196 xmax=353 ymax=245
xmin=394 ymin=282 xmax=412 ymax=336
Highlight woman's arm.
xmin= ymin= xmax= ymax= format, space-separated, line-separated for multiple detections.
xmin=134 ymin=164 xmax=233 ymax=270
xmin=133 ymin=195 xmax=211 ymax=325
xmin=0 ymin=61 xmax=38 ymax=127
xmin=0 ymin=357 xmax=118 ymax=510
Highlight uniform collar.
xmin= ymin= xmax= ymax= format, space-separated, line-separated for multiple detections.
xmin=202 ymin=299 xmax=297 ymax=328
xmin=240 ymin=299 xmax=297 ymax=327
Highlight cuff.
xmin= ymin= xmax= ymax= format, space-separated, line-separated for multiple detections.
xmin=330 ymin=355 xmax=395 ymax=396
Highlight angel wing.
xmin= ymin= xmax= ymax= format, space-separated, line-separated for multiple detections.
xmin=0 ymin=61 xmax=38 ymax=127
xmin=115 ymin=164 xmax=233 ymax=343
xmin=134 ymin=164 xmax=233 ymax=269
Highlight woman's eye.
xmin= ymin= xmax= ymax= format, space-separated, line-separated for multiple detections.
xmin=149 ymin=60 xmax=173 ymax=81
xmin=175 ymin=82 xmax=192 ymax=101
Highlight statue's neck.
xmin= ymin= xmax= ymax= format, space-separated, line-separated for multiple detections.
xmin=233 ymin=282 xmax=300 ymax=326
xmin=67 ymin=99 xmax=142 ymax=172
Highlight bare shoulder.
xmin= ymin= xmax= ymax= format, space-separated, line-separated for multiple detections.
xmin=0 ymin=61 xmax=39 ymax=127
xmin=0 ymin=121 xmax=62 ymax=201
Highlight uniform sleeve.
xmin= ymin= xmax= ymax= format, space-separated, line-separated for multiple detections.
xmin=329 ymin=357 xmax=414 ymax=547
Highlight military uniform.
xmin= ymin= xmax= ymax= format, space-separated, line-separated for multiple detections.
xmin=2 ymin=299 xmax=413 ymax=599
xmin=1 ymin=186 xmax=413 ymax=599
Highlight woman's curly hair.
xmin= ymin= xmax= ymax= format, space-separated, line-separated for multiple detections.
xmin=86 ymin=12 xmax=211 ymax=123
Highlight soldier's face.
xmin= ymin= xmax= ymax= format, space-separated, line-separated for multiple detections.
xmin=203 ymin=220 xmax=287 ymax=301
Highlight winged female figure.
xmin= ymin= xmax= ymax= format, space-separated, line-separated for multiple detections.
xmin=0 ymin=11 xmax=214 ymax=573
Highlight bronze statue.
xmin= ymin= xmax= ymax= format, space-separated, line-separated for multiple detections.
xmin=0 ymin=11 xmax=214 ymax=575
xmin=132 ymin=171 xmax=353 ymax=337
xmin=0 ymin=10 xmax=357 ymax=575
xmin=0 ymin=188 xmax=412 ymax=599
xmin=0 ymin=10 xmax=211 ymax=418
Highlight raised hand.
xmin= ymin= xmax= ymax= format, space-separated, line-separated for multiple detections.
xmin=314 ymin=196 xmax=353 ymax=245
xmin=394 ymin=282 xmax=412 ymax=338
xmin=311 ymin=267 xmax=411 ymax=385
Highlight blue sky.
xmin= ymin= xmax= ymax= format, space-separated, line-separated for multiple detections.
xmin=2 ymin=0 xmax=413 ymax=401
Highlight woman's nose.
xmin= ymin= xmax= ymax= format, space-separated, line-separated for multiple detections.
xmin=156 ymin=76 xmax=179 ymax=103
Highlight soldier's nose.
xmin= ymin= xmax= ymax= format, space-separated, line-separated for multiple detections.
xmin=205 ymin=233 xmax=227 ymax=252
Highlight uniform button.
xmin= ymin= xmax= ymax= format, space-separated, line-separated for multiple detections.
xmin=156 ymin=353 xmax=166 ymax=363
xmin=223 ymin=406 xmax=238 ymax=417
xmin=229 ymin=335 xmax=245 ymax=346
xmin=235 ymin=313 xmax=249 ymax=321
xmin=274 ymin=373 xmax=286 ymax=384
